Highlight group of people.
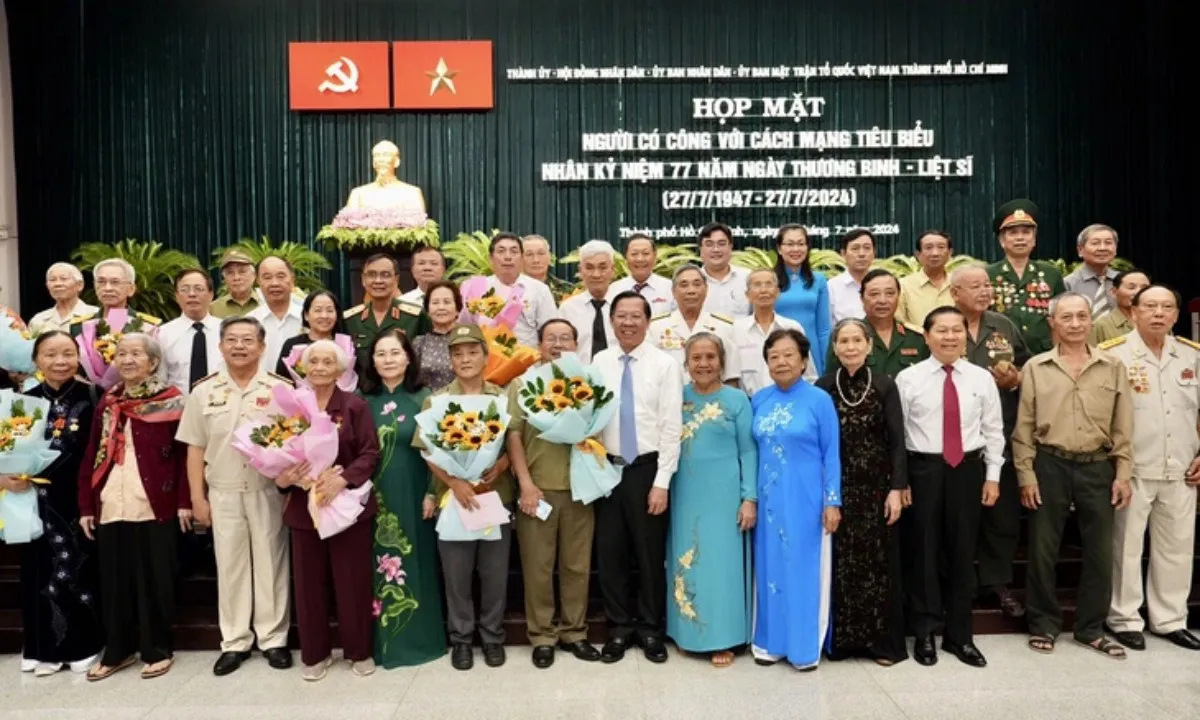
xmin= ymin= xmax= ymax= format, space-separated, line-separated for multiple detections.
xmin=2 ymin=198 xmax=1197 ymax=685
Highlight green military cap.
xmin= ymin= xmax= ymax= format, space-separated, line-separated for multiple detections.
xmin=447 ymin=323 xmax=486 ymax=347
xmin=219 ymin=250 xmax=255 ymax=269
xmin=993 ymin=199 xmax=1039 ymax=234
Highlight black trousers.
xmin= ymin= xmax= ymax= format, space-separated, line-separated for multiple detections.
xmin=907 ymin=451 xmax=984 ymax=646
xmin=97 ymin=521 xmax=178 ymax=665
xmin=596 ymin=455 xmax=668 ymax=641
xmin=977 ymin=457 xmax=1021 ymax=589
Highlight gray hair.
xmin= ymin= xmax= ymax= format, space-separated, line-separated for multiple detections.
xmin=1049 ymin=291 xmax=1092 ymax=316
xmin=118 ymin=332 xmax=163 ymax=373
xmin=671 ymin=263 xmax=705 ymax=287
xmin=301 ymin=339 xmax=350 ymax=374
xmin=683 ymin=331 xmax=725 ymax=372
xmin=1077 ymin=223 xmax=1119 ymax=248
xmin=578 ymin=239 xmax=615 ymax=262
xmin=46 ymin=262 xmax=84 ymax=284
xmin=219 ymin=316 xmax=266 ymax=343
xmin=522 ymin=234 xmax=550 ymax=251
xmin=93 ymin=258 xmax=137 ymax=285
xmin=831 ymin=318 xmax=871 ymax=344
xmin=949 ymin=262 xmax=989 ymax=286
xmin=745 ymin=267 xmax=777 ymax=290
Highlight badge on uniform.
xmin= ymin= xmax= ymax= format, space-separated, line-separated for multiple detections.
xmin=1182 ymin=368 xmax=1196 ymax=382
xmin=659 ymin=328 xmax=683 ymax=350
xmin=256 ymin=396 xmax=270 ymax=408
xmin=900 ymin=348 xmax=919 ymax=356
xmin=1128 ymin=365 xmax=1150 ymax=394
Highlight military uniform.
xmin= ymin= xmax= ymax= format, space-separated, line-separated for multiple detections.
xmin=826 ymin=320 xmax=928 ymax=378
xmin=649 ymin=309 xmax=740 ymax=382
xmin=67 ymin=307 xmax=161 ymax=338
xmin=1102 ymin=333 xmax=1200 ymax=636
xmin=987 ymin=200 xmax=1066 ymax=356
xmin=343 ymin=298 xmax=432 ymax=372
xmin=175 ymin=370 xmax=293 ymax=654
xmin=210 ymin=294 xmax=261 ymax=319
xmin=1087 ymin=309 xmax=1133 ymax=346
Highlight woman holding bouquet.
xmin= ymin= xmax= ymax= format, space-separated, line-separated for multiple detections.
xmin=276 ymin=291 xmax=352 ymax=381
xmin=412 ymin=280 xmax=462 ymax=391
xmin=665 ymin=333 xmax=757 ymax=667
xmin=360 ymin=330 xmax=446 ymax=667
xmin=8 ymin=331 xmax=104 ymax=676
xmin=77 ymin=333 xmax=190 ymax=681
xmin=275 ymin=340 xmax=381 ymax=681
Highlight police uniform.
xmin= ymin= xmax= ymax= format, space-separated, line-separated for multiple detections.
xmin=649 ymin=309 xmax=741 ymax=382
xmin=986 ymin=200 xmax=1066 ymax=355
xmin=175 ymin=370 xmax=293 ymax=654
xmin=1102 ymin=332 xmax=1200 ymax=638
xmin=826 ymin=320 xmax=929 ymax=378
xmin=343 ymin=298 xmax=432 ymax=372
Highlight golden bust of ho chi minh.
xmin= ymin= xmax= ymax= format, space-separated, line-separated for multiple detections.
xmin=344 ymin=140 xmax=427 ymax=213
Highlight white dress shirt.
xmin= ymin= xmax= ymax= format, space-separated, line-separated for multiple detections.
xmin=594 ymin=341 xmax=684 ymax=489
xmin=732 ymin=312 xmax=817 ymax=396
xmin=158 ymin=314 xmax=224 ymax=392
xmin=250 ymin=303 xmax=304 ymax=372
xmin=557 ymin=289 xmax=616 ymax=364
xmin=28 ymin=299 xmax=98 ymax=334
xmin=827 ymin=272 xmax=866 ymax=324
xmin=485 ymin=273 xmax=557 ymax=348
xmin=649 ymin=310 xmax=741 ymax=382
xmin=701 ymin=265 xmax=751 ymax=318
xmin=399 ymin=287 xmax=425 ymax=306
xmin=610 ymin=274 xmax=675 ymax=316
xmin=896 ymin=357 xmax=1006 ymax=481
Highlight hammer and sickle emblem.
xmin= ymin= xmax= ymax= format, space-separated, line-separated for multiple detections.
xmin=318 ymin=56 xmax=360 ymax=94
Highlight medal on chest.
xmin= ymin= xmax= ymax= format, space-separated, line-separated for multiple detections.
xmin=1128 ymin=365 xmax=1151 ymax=394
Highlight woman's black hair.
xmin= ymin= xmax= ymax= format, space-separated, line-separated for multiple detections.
xmin=360 ymin=329 xmax=424 ymax=395
xmin=762 ymin=327 xmax=811 ymax=363
xmin=301 ymin=290 xmax=346 ymax=336
xmin=773 ymin=223 xmax=814 ymax=292
xmin=30 ymin=330 xmax=78 ymax=365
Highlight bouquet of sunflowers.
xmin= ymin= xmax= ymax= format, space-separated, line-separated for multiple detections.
xmin=516 ymin=352 xmax=620 ymax=504
xmin=0 ymin=307 xmax=37 ymax=378
xmin=0 ymin=390 xmax=59 ymax=543
xmin=415 ymin=394 xmax=512 ymax=541
xmin=458 ymin=276 xmax=525 ymax=330
xmin=481 ymin=325 xmax=539 ymax=386
xmin=77 ymin=309 xmax=155 ymax=390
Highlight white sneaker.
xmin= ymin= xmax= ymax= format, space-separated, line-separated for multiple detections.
xmin=69 ymin=653 xmax=102 ymax=674
xmin=20 ymin=658 xmax=38 ymax=673
xmin=301 ymin=656 xmax=333 ymax=682
xmin=34 ymin=662 xmax=63 ymax=677
xmin=350 ymin=658 xmax=376 ymax=677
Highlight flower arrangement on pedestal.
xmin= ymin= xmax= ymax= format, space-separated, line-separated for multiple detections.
xmin=317 ymin=207 xmax=441 ymax=251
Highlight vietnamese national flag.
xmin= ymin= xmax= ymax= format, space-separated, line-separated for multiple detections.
xmin=392 ymin=40 xmax=494 ymax=110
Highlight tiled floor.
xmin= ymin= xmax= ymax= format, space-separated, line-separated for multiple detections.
xmin=3 ymin=633 xmax=1199 ymax=719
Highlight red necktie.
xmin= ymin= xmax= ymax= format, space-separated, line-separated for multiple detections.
xmin=942 ymin=365 xmax=964 ymax=467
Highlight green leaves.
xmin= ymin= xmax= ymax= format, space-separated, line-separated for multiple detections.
xmin=316 ymin=221 xmax=441 ymax=252
xmin=211 ymin=236 xmax=332 ymax=293
xmin=374 ymin=513 xmax=413 ymax=555
xmin=72 ymin=239 xmax=203 ymax=319
xmin=442 ymin=230 xmax=499 ymax=281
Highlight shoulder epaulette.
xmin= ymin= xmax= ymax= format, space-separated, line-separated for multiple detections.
xmin=69 ymin=312 xmax=97 ymax=324
xmin=136 ymin=312 xmax=161 ymax=325
xmin=1097 ymin=336 xmax=1127 ymax=350
xmin=709 ymin=312 xmax=733 ymax=324
xmin=343 ymin=304 xmax=365 ymax=319
xmin=1176 ymin=337 xmax=1200 ymax=351
xmin=190 ymin=372 xmax=218 ymax=390
xmin=397 ymin=300 xmax=421 ymax=316
xmin=650 ymin=312 xmax=672 ymax=322
xmin=267 ymin=371 xmax=295 ymax=386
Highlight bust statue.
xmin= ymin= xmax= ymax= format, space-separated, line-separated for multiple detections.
xmin=344 ymin=140 xmax=427 ymax=213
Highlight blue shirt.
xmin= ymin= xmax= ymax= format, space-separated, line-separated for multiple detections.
xmin=774 ymin=270 xmax=831 ymax=374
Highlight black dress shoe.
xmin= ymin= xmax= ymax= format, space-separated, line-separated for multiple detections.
xmin=263 ymin=647 xmax=293 ymax=669
xmin=531 ymin=645 xmax=555 ymax=668
xmin=1106 ymin=628 xmax=1146 ymax=651
xmin=1153 ymin=629 xmax=1200 ymax=651
xmin=451 ymin=643 xmax=473 ymax=670
xmin=913 ymin=635 xmax=937 ymax=666
xmin=600 ymin=637 xmax=628 ymax=664
xmin=943 ymin=641 xmax=987 ymax=668
xmin=482 ymin=643 xmax=506 ymax=667
xmin=640 ymin=636 xmax=669 ymax=664
xmin=990 ymin=587 xmax=1026 ymax=619
xmin=557 ymin=641 xmax=601 ymax=662
xmin=212 ymin=650 xmax=251 ymax=676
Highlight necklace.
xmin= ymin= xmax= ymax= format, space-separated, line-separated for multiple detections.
xmin=835 ymin=367 xmax=871 ymax=407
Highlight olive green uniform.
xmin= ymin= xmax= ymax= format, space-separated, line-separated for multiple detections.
xmin=826 ymin=320 xmax=929 ymax=378
xmin=211 ymin=294 xmax=261 ymax=319
xmin=987 ymin=260 xmax=1065 ymax=355
xmin=343 ymin=298 xmax=432 ymax=372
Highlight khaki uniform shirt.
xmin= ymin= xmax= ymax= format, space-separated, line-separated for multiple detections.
xmin=1087 ymin=310 xmax=1134 ymax=346
xmin=412 ymin=379 xmax=515 ymax=503
xmin=1012 ymin=347 xmax=1134 ymax=486
xmin=1100 ymin=332 xmax=1200 ymax=481
xmin=211 ymin=294 xmax=261 ymax=319
xmin=29 ymin=299 xmax=98 ymax=335
xmin=505 ymin=380 xmax=570 ymax=492
xmin=896 ymin=270 xmax=953 ymax=329
xmin=649 ymin=310 xmax=740 ymax=382
xmin=176 ymin=370 xmax=291 ymax=492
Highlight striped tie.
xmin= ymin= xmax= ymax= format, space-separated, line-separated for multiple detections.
xmin=1091 ymin=277 xmax=1111 ymax=318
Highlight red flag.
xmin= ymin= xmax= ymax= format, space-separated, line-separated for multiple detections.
xmin=392 ymin=41 xmax=494 ymax=110
xmin=288 ymin=42 xmax=390 ymax=111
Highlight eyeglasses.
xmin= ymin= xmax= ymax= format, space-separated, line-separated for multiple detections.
xmin=364 ymin=271 xmax=395 ymax=281
xmin=177 ymin=285 xmax=209 ymax=295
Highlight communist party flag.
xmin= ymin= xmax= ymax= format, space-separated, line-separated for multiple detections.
xmin=392 ymin=41 xmax=494 ymax=110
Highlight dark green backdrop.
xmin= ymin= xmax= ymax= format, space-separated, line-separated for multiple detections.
xmin=6 ymin=0 xmax=1191 ymax=312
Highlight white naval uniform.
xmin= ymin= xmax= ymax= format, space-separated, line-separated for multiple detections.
xmin=648 ymin=310 xmax=741 ymax=383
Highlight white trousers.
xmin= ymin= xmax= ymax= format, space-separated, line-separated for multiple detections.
xmin=210 ymin=488 xmax=291 ymax=652
xmin=1108 ymin=478 xmax=1197 ymax=633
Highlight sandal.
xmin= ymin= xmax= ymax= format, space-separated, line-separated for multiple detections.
xmin=86 ymin=655 xmax=136 ymax=682
xmin=711 ymin=651 xmax=735 ymax=668
xmin=140 ymin=657 xmax=174 ymax=679
xmin=1028 ymin=635 xmax=1055 ymax=654
xmin=1075 ymin=637 xmax=1126 ymax=660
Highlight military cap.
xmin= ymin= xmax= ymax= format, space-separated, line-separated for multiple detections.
xmin=219 ymin=250 xmax=255 ymax=269
xmin=447 ymin=323 xmax=486 ymax=347
xmin=993 ymin=199 xmax=1039 ymax=234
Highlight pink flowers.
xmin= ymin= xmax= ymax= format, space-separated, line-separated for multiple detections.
xmin=372 ymin=599 xmax=383 ymax=618
xmin=381 ymin=401 xmax=397 ymax=416
xmin=376 ymin=554 xmax=406 ymax=585
xmin=331 ymin=207 xmax=429 ymax=230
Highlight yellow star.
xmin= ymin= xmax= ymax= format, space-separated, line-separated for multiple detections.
xmin=425 ymin=57 xmax=459 ymax=96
